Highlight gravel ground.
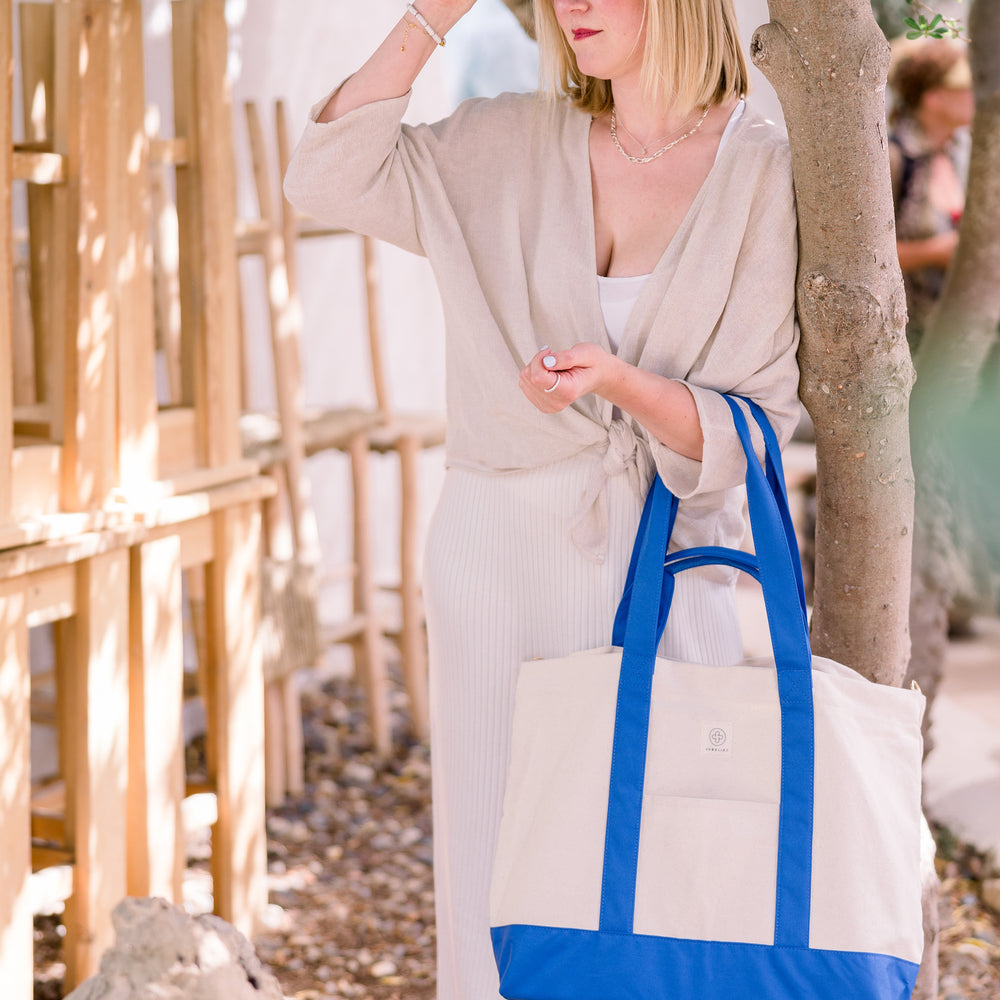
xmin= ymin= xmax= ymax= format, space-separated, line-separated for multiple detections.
xmin=33 ymin=667 xmax=1000 ymax=999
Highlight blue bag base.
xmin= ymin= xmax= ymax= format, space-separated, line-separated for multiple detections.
xmin=491 ymin=924 xmax=920 ymax=1000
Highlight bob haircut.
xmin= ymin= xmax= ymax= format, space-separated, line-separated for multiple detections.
xmin=534 ymin=0 xmax=751 ymax=119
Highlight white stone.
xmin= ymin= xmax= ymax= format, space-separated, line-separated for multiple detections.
xmin=64 ymin=897 xmax=283 ymax=1000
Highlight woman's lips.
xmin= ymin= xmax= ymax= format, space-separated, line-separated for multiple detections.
xmin=573 ymin=28 xmax=600 ymax=40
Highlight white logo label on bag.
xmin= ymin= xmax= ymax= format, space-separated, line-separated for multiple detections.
xmin=701 ymin=721 xmax=733 ymax=756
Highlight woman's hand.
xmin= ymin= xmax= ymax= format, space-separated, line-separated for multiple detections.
xmin=519 ymin=343 xmax=620 ymax=413
xmin=519 ymin=343 xmax=705 ymax=461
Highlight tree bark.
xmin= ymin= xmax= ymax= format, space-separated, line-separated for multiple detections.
xmin=752 ymin=1 xmax=914 ymax=685
xmin=906 ymin=0 xmax=1000 ymax=721
xmin=751 ymin=6 xmax=942 ymax=996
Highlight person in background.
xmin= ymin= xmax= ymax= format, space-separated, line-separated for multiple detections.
xmin=283 ymin=1 xmax=800 ymax=996
xmin=888 ymin=36 xmax=973 ymax=350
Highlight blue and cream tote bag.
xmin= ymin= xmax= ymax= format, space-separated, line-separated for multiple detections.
xmin=489 ymin=396 xmax=925 ymax=1000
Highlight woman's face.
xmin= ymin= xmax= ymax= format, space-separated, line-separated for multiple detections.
xmin=551 ymin=0 xmax=648 ymax=84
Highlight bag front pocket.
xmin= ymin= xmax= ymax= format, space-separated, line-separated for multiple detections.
xmin=633 ymin=795 xmax=779 ymax=944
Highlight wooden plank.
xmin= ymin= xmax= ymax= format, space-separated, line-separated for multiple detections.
xmin=194 ymin=0 xmax=243 ymax=468
xmin=30 ymin=812 xmax=67 ymax=845
xmin=138 ymin=471 xmax=274 ymax=531
xmin=10 ymin=442 xmax=61 ymax=519
xmin=0 ymin=581 xmax=33 ymax=1000
xmin=263 ymin=682 xmax=287 ymax=806
xmin=173 ymin=0 xmax=243 ymax=468
xmin=11 ymin=148 xmax=65 ymax=183
xmin=113 ymin=0 xmax=159 ymax=491
xmin=30 ymin=781 xmax=66 ymax=813
xmin=0 ymin=510 xmax=140 ymax=557
xmin=148 ymin=135 xmax=188 ymax=166
xmin=18 ymin=3 xmax=58 ymax=412
xmin=203 ymin=500 xmax=267 ymax=934
xmin=1 ymin=0 xmax=13 ymax=527
xmin=150 ymin=155 xmax=183 ymax=405
xmin=13 ymin=401 xmax=50 ymax=436
xmin=62 ymin=548 xmax=130 ymax=987
xmin=31 ymin=845 xmax=74 ymax=871
xmin=153 ymin=459 xmax=263 ymax=505
xmin=0 ymin=523 xmax=137 ymax=581
xmin=23 ymin=564 xmax=76 ymax=627
xmin=243 ymin=102 xmax=321 ymax=569
xmin=170 ymin=0 xmax=199 ymax=412
xmin=54 ymin=0 xmax=118 ymax=509
xmin=348 ymin=432 xmax=391 ymax=756
xmin=11 ymin=256 xmax=38 ymax=407
xmin=128 ymin=533 xmax=185 ymax=902
xmin=157 ymin=406 xmax=199 ymax=478
xmin=396 ymin=433 xmax=429 ymax=742
xmin=174 ymin=514 xmax=215 ymax=569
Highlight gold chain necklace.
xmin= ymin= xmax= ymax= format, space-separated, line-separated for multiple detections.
xmin=609 ymin=105 xmax=710 ymax=165
xmin=614 ymin=112 xmax=693 ymax=155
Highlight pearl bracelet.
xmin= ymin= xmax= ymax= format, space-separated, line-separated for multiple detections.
xmin=405 ymin=2 xmax=446 ymax=47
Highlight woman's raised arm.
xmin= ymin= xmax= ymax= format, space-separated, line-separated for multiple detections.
xmin=317 ymin=1 xmax=478 ymax=123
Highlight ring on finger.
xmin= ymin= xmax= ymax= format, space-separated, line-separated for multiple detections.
xmin=544 ymin=372 xmax=561 ymax=393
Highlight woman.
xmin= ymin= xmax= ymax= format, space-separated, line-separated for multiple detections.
xmin=283 ymin=2 xmax=800 ymax=997
xmin=888 ymin=37 xmax=973 ymax=349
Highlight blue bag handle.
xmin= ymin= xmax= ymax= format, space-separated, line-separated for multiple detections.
xmin=611 ymin=397 xmax=806 ymax=643
xmin=599 ymin=395 xmax=816 ymax=950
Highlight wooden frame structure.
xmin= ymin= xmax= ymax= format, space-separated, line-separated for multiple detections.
xmin=1 ymin=1 xmax=271 ymax=993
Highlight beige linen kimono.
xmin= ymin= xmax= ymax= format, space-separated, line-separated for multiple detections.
xmin=285 ymin=89 xmax=800 ymax=1000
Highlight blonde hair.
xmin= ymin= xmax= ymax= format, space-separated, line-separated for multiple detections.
xmin=534 ymin=0 xmax=750 ymax=118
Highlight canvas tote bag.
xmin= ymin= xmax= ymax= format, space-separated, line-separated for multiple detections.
xmin=489 ymin=395 xmax=926 ymax=1000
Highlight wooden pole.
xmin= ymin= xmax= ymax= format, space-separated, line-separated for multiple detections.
xmin=243 ymin=101 xmax=321 ymax=567
xmin=0 ymin=583 xmax=32 ymax=1000
xmin=62 ymin=548 xmax=130 ymax=987
xmin=1 ymin=0 xmax=14 ymax=525
xmin=127 ymin=534 xmax=186 ymax=902
xmin=204 ymin=501 xmax=268 ymax=934
xmin=112 ymin=0 xmax=159 ymax=492
xmin=172 ymin=0 xmax=243 ymax=469
xmin=18 ymin=1 xmax=56 ymax=410
xmin=53 ymin=0 xmax=119 ymax=509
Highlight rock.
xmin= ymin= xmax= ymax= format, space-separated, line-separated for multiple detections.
xmin=369 ymin=958 xmax=398 ymax=979
xmin=340 ymin=760 xmax=376 ymax=786
xmin=64 ymin=897 xmax=283 ymax=1000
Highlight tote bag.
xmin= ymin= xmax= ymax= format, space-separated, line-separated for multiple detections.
xmin=489 ymin=396 xmax=926 ymax=1000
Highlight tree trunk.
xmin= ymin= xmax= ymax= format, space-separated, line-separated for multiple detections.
xmin=752 ymin=1 xmax=914 ymax=684
xmin=906 ymin=0 xmax=1000 ymax=728
xmin=751 ymin=4 xmax=937 ymax=995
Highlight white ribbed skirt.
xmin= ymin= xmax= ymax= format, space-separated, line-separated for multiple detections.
xmin=422 ymin=458 xmax=743 ymax=1000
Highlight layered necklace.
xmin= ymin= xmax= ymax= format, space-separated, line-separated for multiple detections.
xmin=609 ymin=105 xmax=710 ymax=165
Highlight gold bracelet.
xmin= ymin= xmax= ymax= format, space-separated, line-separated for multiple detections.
xmin=401 ymin=19 xmax=418 ymax=52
